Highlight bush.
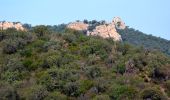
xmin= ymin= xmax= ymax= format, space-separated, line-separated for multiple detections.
xmin=44 ymin=53 xmax=76 ymax=68
xmin=22 ymin=58 xmax=42 ymax=71
xmin=0 ymin=31 xmax=5 ymax=41
xmin=165 ymin=80 xmax=170 ymax=97
xmin=3 ymin=39 xmax=17 ymax=54
xmin=63 ymin=32 xmax=77 ymax=43
xmin=44 ymin=91 xmax=67 ymax=100
xmin=109 ymin=84 xmax=137 ymax=100
xmin=63 ymin=82 xmax=80 ymax=97
xmin=94 ymin=78 xmax=108 ymax=93
xmin=140 ymin=87 xmax=166 ymax=100
xmin=93 ymin=94 xmax=110 ymax=100
xmin=85 ymin=66 xmax=102 ymax=79
xmin=2 ymin=34 xmax=33 ymax=54
xmin=152 ymin=66 xmax=170 ymax=82
xmin=20 ymin=48 xmax=32 ymax=57
xmin=26 ymin=85 xmax=48 ymax=100
xmin=80 ymin=38 xmax=111 ymax=60
xmin=33 ymin=25 xmax=51 ymax=37
xmin=0 ymin=82 xmax=19 ymax=100
xmin=117 ymin=63 xmax=126 ymax=75
xmin=3 ymin=58 xmax=26 ymax=74
xmin=78 ymin=80 xmax=93 ymax=94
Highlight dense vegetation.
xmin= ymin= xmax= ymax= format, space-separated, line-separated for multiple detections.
xmin=118 ymin=27 xmax=170 ymax=55
xmin=0 ymin=26 xmax=170 ymax=100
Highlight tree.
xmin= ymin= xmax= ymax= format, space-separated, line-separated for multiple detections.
xmin=33 ymin=25 xmax=50 ymax=37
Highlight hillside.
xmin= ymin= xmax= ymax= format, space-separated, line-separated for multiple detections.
xmin=0 ymin=26 xmax=170 ymax=100
xmin=118 ymin=27 xmax=170 ymax=55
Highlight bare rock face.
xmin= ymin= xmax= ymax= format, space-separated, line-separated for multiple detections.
xmin=0 ymin=21 xmax=25 ymax=31
xmin=67 ymin=17 xmax=126 ymax=41
xmin=113 ymin=17 xmax=126 ymax=29
xmin=67 ymin=22 xmax=89 ymax=31
xmin=87 ymin=23 xmax=122 ymax=41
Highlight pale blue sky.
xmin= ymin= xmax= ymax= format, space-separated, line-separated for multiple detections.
xmin=0 ymin=0 xmax=170 ymax=40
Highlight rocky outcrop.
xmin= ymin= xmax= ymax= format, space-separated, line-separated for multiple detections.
xmin=87 ymin=23 xmax=122 ymax=41
xmin=113 ymin=17 xmax=126 ymax=29
xmin=67 ymin=22 xmax=89 ymax=31
xmin=0 ymin=21 xmax=25 ymax=31
xmin=67 ymin=17 xmax=126 ymax=41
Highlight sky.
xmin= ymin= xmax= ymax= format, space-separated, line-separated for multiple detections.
xmin=0 ymin=0 xmax=170 ymax=40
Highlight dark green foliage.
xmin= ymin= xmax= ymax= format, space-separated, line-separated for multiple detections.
xmin=81 ymin=37 xmax=111 ymax=60
xmin=63 ymin=82 xmax=80 ymax=97
xmin=26 ymin=85 xmax=48 ymax=100
xmin=0 ymin=25 xmax=170 ymax=99
xmin=85 ymin=66 xmax=102 ymax=79
xmin=33 ymin=25 xmax=51 ymax=37
xmin=0 ymin=31 xmax=5 ymax=41
xmin=165 ymin=80 xmax=170 ymax=97
xmin=1 ymin=30 xmax=35 ymax=54
xmin=140 ymin=88 xmax=166 ymax=100
xmin=44 ymin=91 xmax=67 ymax=100
xmin=116 ymin=63 xmax=126 ymax=75
xmin=93 ymin=94 xmax=110 ymax=100
xmin=20 ymin=48 xmax=32 ymax=57
xmin=118 ymin=27 xmax=170 ymax=55
xmin=151 ymin=65 xmax=170 ymax=82
xmin=109 ymin=85 xmax=137 ymax=100
xmin=3 ymin=41 xmax=17 ymax=54
xmin=0 ymin=82 xmax=19 ymax=100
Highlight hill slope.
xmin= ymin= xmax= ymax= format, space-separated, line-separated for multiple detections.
xmin=118 ymin=27 xmax=170 ymax=55
xmin=0 ymin=27 xmax=170 ymax=100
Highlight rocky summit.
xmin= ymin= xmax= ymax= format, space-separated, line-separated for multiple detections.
xmin=0 ymin=21 xmax=25 ymax=31
xmin=67 ymin=17 xmax=126 ymax=41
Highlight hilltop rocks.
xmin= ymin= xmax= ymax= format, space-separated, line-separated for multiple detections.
xmin=0 ymin=21 xmax=25 ymax=31
xmin=67 ymin=22 xmax=89 ymax=31
xmin=67 ymin=17 xmax=126 ymax=41
xmin=113 ymin=17 xmax=126 ymax=29
xmin=87 ymin=23 xmax=122 ymax=41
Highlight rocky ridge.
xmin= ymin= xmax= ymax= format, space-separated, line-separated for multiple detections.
xmin=67 ymin=17 xmax=126 ymax=41
xmin=0 ymin=21 xmax=25 ymax=31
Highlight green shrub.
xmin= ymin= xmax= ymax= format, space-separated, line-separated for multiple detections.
xmin=63 ymin=32 xmax=77 ymax=43
xmin=165 ymin=80 xmax=170 ymax=97
xmin=0 ymin=82 xmax=19 ymax=100
xmin=44 ymin=91 xmax=67 ymax=100
xmin=63 ymin=82 xmax=80 ymax=97
xmin=80 ymin=38 xmax=111 ymax=60
xmin=78 ymin=80 xmax=93 ymax=94
xmin=0 ymin=31 xmax=5 ymax=41
xmin=151 ymin=66 xmax=170 ymax=82
xmin=85 ymin=66 xmax=102 ymax=79
xmin=5 ymin=58 xmax=25 ymax=72
xmin=20 ymin=48 xmax=32 ymax=57
xmin=140 ymin=87 xmax=166 ymax=100
xmin=86 ymin=54 xmax=100 ymax=66
xmin=33 ymin=25 xmax=51 ymax=37
xmin=26 ymin=85 xmax=48 ymax=100
xmin=109 ymin=84 xmax=137 ymax=100
xmin=36 ymin=71 xmax=56 ymax=91
xmin=117 ymin=63 xmax=126 ymax=75
xmin=94 ymin=78 xmax=108 ymax=93
xmin=3 ymin=39 xmax=17 ymax=54
xmin=93 ymin=94 xmax=110 ymax=100
xmin=1 ymin=71 xmax=24 ymax=83
xmin=44 ymin=53 xmax=76 ymax=68
xmin=22 ymin=58 xmax=42 ymax=71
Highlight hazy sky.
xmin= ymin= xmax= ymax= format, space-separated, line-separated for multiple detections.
xmin=0 ymin=0 xmax=170 ymax=40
